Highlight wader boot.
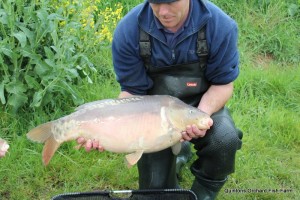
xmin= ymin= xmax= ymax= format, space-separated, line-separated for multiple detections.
xmin=137 ymin=148 xmax=179 ymax=189
xmin=176 ymin=141 xmax=193 ymax=179
xmin=191 ymin=176 xmax=227 ymax=200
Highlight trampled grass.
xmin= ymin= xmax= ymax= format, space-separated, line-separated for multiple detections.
xmin=1 ymin=0 xmax=299 ymax=199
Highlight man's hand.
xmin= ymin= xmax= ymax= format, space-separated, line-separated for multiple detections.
xmin=180 ymin=83 xmax=233 ymax=141
xmin=0 ymin=139 xmax=9 ymax=158
xmin=181 ymin=124 xmax=209 ymax=141
xmin=76 ymin=137 xmax=104 ymax=152
xmin=0 ymin=150 xmax=7 ymax=158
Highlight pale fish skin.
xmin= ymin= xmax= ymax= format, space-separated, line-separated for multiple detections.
xmin=27 ymin=95 xmax=213 ymax=167
xmin=0 ymin=138 xmax=9 ymax=158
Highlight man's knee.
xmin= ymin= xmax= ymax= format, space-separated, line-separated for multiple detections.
xmin=209 ymin=107 xmax=242 ymax=152
xmin=197 ymin=115 xmax=242 ymax=153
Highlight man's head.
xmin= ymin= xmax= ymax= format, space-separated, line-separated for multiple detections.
xmin=148 ymin=0 xmax=190 ymax=33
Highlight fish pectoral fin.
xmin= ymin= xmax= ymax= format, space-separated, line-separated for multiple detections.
xmin=125 ymin=150 xmax=144 ymax=168
xmin=171 ymin=142 xmax=182 ymax=155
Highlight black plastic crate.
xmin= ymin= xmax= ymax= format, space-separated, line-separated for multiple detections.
xmin=52 ymin=189 xmax=197 ymax=200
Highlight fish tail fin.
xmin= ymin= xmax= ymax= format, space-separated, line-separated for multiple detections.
xmin=43 ymin=135 xmax=61 ymax=166
xmin=27 ymin=122 xmax=61 ymax=166
xmin=26 ymin=122 xmax=53 ymax=143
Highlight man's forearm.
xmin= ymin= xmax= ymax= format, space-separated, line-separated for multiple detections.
xmin=198 ymin=82 xmax=234 ymax=116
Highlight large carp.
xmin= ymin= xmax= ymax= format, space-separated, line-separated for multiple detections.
xmin=27 ymin=95 xmax=212 ymax=167
xmin=0 ymin=138 xmax=9 ymax=157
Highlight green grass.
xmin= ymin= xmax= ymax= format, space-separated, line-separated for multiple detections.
xmin=1 ymin=0 xmax=300 ymax=199
xmin=1 ymin=62 xmax=299 ymax=200
xmin=219 ymin=63 xmax=300 ymax=200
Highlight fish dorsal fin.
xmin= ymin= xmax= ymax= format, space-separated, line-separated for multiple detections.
xmin=171 ymin=142 xmax=182 ymax=155
xmin=125 ymin=150 xmax=144 ymax=168
xmin=75 ymin=99 xmax=114 ymax=111
xmin=75 ymin=96 xmax=144 ymax=111
xmin=42 ymin=135 xmax=61 ymax=166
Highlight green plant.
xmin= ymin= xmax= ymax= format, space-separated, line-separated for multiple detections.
xmin=0 ymin=0 xmax=97 ymax=113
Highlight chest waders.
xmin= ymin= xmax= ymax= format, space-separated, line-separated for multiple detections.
xmin=140 ymin=27 xmax=209 ymax=106
xmin=138 ymin=27 xmax=243 ymax=200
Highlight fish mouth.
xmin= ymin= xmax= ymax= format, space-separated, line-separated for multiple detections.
xmin=207 ymin=118 xmax=213 ymax=127
xmin=199 ymin=118 xmax=213 ymax=129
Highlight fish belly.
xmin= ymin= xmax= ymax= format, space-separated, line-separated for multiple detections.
xmin=77 ymin=112 xmax=177 ymax=153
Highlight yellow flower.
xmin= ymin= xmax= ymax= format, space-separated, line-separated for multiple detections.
xmin=59 ymin=21 xmax=66 ymax=27
xmin=50 ymin=0 xmax=124 ymax=45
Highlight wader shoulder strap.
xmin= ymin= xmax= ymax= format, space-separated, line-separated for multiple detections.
xmin=139 ymin=29 xmax=151 ymax=70
xmin=197 ymin=25 xmax=208 ymax=68
xmin=139 ymin=26 xmax=208 ymax=69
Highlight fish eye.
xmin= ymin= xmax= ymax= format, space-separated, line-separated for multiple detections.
xmin=189 ymin=110 xmax=194 ymax=114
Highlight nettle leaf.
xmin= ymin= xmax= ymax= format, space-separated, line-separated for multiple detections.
xmin=6 ymin=81 xmax=27 ymax=94
xmin=35 ymin=64 xmax=50 ymax=77
xmin=47 ymin=20 xmax=56 ymax=34
xmin=44 ymin=47 xmax=55 ymax=59
xmin=18 ymin=25 xmax=35 ymax=47
xmin=13 ymin=31 xmax=27 ymax=47
xmin=30 ymin=90 xmax=44 ymax=108
xmin=36 ymin=9 xmax=48 ymax=25
xmin=41 ymin=91 xmax=53 ymax=106
xmin=47 ymin=13 xmax=64 ymax=21
xmin=45 ymin=58 xmax=56 ymax=67
xmin=32 ymin=59 xmax=51 ymax=76
xmin=51 ymin=30 xmax=58 ymax=46
xmin=50 ymin=45 xmax=59 ymax=54
xmin=20 ymin=46 xmax=42 ymax=60
xmin=78 ymin=54 xmax=96 ymax=71
xmin=60 ymin=80 xmax=83 ymax=105
xmin=25 ymin=75 xmax=40 ymax=89
xmin=0 ymin=45 xmax=14 ymax=59
xmin=66 ymin=68 xmax=79 ymax=79
xmin=288 ymin=4 xmax=299 ymax=17
xmin=7 ymin=93 xmax=28 ymax=111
